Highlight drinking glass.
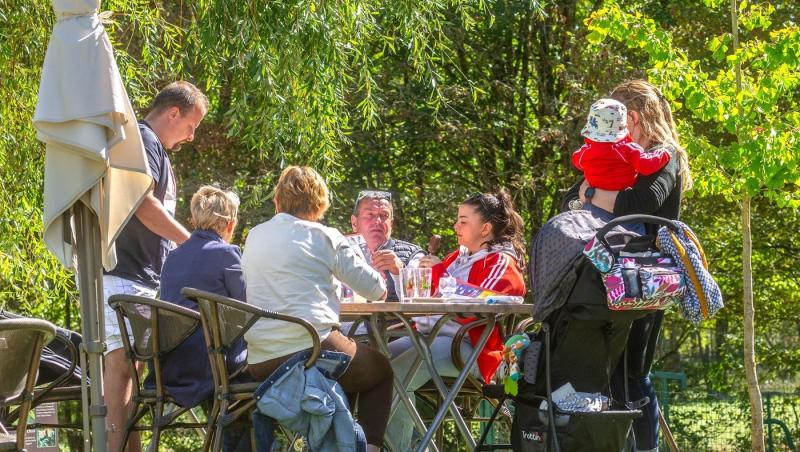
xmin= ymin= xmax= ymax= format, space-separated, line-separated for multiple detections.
xmin=400 ymin=267 xmax=417 ymax=302
xmin=417 ymin=268 xmax=433 ymax=298
xmin=340 ymin=284 xmax=354 ymax=303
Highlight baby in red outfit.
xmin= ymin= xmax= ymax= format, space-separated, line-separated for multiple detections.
xmin=573 ymin=98 xmax=671 ymax=190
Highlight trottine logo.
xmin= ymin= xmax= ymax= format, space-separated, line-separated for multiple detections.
xmin=521 ymin=430 xmax=544 ymax=442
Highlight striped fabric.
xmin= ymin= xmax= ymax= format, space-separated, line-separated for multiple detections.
xmin=480 ymin=252 xmax=510 ymax=290
xmin=657 ymin=221 xmax=724 ymax=324
xmin=102 ymin=275 xmax=157 ymax=353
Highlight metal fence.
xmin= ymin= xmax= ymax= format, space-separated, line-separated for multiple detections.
xmin=654 ymin=319 xmax=799 ymax=452
xmin=653 ymin=376 xmax=798 ymax=451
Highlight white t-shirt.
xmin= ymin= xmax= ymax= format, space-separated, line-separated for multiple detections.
xmin=242 ymin=213 xmax=386 ymax=363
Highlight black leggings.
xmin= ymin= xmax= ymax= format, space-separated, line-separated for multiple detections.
xmin=611 ymin=311 xmax=664 ymax=450
xmin=249 ymin=330 xmax=394 ymax=446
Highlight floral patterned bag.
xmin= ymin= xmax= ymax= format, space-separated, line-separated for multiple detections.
xmin=583 ymin=215 xmax=686 ymax=311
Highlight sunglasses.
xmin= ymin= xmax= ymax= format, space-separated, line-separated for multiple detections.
xmin=357 ymin=190 xmax=392 ymax=202
xmin=353 ymin=190 xmax=393 ymax=215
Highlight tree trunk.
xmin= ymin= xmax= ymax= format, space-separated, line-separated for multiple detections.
xmin=729 ymin=0 xmax=764 ymax=445
xmin=714 ymin=317 xmax=727 ymax=361
xmin=742 ymin=195 xmax=764 ymax=451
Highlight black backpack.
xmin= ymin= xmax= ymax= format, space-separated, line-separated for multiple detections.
xmin=0 ymin=310 xmax=84 ymax=385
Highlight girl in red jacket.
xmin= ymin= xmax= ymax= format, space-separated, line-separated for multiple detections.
xmin=386 ymin=190 xmax=526 ymax=450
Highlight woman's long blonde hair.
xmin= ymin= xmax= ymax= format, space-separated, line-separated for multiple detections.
xmin=610 ymin=80 xmax=693 ymax=191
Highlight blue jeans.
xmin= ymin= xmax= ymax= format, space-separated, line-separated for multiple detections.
xmin=386 ymin=335 xmax=476 ymax=451
xmin=614 ymin=373 xmax=660 ymax=451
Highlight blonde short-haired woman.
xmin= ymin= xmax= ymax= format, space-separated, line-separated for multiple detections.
xmin=189 ymin=185 xmax=240 ymax=239
xmin=243 ymin=166 xmax=392 ymax=452
xmin=158 ymin=185 xmax=248 ymax=444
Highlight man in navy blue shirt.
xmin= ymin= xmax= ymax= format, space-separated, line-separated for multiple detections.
xmin=103 ymin=81 xmax=207 ymax=452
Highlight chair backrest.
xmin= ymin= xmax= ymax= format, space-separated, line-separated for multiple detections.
xmin=198 ymin=295 xmax=256 ymax=351
xmin=1 ymin=309 xmax=81 ymax=386
xmin=181 ymin=288 xmax=322 ymax=386
xmin=108 ymin=295 xmax=200 ymax=361
xmin=0 ymin=319 xmax=56 ymax=404
xmin=108 ymin=294 xmax=200 ymax=398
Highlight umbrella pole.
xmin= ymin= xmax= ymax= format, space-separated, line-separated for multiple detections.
xmin=74 ymin=202 xmax=108 ymax=452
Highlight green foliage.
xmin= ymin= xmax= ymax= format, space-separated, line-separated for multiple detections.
xmin=656 ymin=196 xmax=800 ymax=393
xmin=1 ymin=0 xmax=799 ymax=416
xmin=185 ymin=0 xmax=470 ymax=173
xmin=0 ymin=1 xmax=76 ymax=325
xmin=668 ymin=392 xmax=753 ymax=450
xmin=588 ymin=1 xmax=800 ymax=207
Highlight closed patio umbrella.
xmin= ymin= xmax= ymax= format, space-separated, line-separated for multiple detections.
xmin=33 ymin=0 xmax=152 ymax=450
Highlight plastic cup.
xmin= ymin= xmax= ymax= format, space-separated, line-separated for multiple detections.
xmin=417 ymin=268 xmax=433 ymax=298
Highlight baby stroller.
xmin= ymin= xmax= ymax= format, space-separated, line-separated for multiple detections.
xmin=480 ymin=211 xmax=676 ymax=451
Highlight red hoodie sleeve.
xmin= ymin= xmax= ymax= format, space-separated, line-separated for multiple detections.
xmin=619 ymin=142 xmax=672 ymax=176
xmin=476 ymin=252 xmax=526 ymax=296
xmin=571 ymin=144 xmax=589 ymax=171
xmin=429 ymin=250 xmax=459 ymax=295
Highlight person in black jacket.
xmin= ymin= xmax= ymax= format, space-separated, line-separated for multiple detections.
xmin=562 ymin=79 xmax=692 ymax=452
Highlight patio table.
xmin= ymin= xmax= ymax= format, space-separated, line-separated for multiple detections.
xmin=340 ymin=299 xmax=531 ymax=452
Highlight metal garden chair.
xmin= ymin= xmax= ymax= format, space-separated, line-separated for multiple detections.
xmin=0 ymin=318 xmax=57 ymax=451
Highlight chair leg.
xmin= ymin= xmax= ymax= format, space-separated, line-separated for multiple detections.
xmin=250 ymin=422 xmax=257 ymax=452
xmin=435 ymin=394 xmax=444 ymax=449
xmin=475 ymin=396 xmax=510 ymax=452
xmin=188 ymin=406 xmax=208 ymax=440
xmin=213 ymin=399 xmax=230 ymax=452
xmin=203 ymin=423 xmax=216 ymax=452
xmin=203 ymin=400 xmax=221 ymax=452
xmin=117 ymin=424 xmax=131 ymax=452
xmin=276 ymin=426 xmax=298 ymax=452
xmin=150 ymin=400 xmax=165 ymax=452
xmin=15 ymin=397 xmax=32 ymax=451
xmin=118 ymin=402 xmax=147 ymax=452
xmin=213 ymin=399 xmax=257 ymax=451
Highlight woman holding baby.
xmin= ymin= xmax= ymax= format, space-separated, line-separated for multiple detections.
xmin=564 ymin=79 xmax=693 ymax=451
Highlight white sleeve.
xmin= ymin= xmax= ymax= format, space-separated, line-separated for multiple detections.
xmin=332 ymin=239 xmax=386 ymax=300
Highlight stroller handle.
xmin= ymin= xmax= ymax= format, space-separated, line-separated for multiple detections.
xmin=596 ymin=214 xmax=680 ymax=241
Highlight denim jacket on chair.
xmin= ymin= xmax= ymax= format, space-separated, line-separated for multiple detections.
xmin=253 ymin=349 xmax=366 ymax=452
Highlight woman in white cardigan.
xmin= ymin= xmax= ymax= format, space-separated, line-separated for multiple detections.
xmin=242 ymin=166 xmax=392 ymax=452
